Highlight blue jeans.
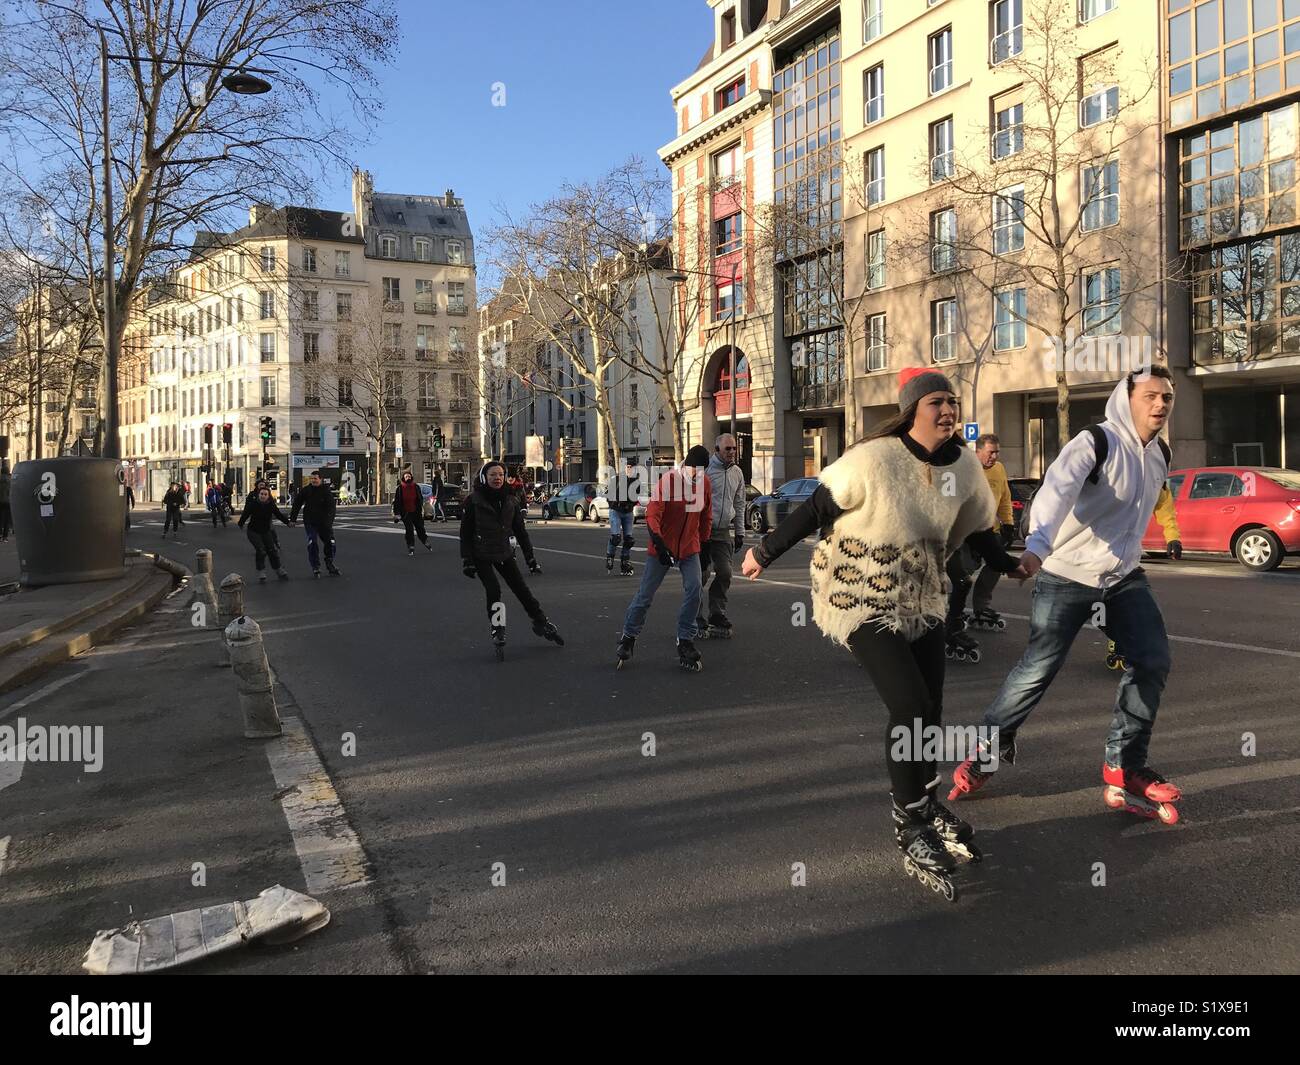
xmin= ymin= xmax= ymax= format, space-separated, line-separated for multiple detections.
xmin=607 ymin=509 xmax=635 ymax=559
xmin=983 ymin=567 xmax=1170 ymax=768
xmin=622 ymin=552 xmax=702 ymax=641
xmin=304 ymin=522 xmax=336 ymax=570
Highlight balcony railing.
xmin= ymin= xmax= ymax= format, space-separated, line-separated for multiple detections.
xmin=43 ymin=401 xmax=61 ymax=414
xmin=306 ymin=436 xmax=321 ymax=447
xmin=446 ymin=304 xmax=468 ymax=316
xmin=451 ymin=436 xmax=474 ymax=450
xmin=414 ymin=348 xmax=434 ymax=361
xmin=795 ymin=380 xmax=845 ymax=410
xmin=990 ymin=26 xmax=1022 ymax=65
xmin=414 ymin=299 xmax=437 ymax=315
xmin=930 ymin=151 xmax=953 ymax=183
xmin=417 ymin=398 xmax=441 ymax=411
xmin=383 ymin=299 xmax=404 ymax=314
xmin=384 ymin=397 xmax=408 ymax=410
xmin=261 ymin=397 xmax=276 ymax=406
xmin=449 ymin=397 xmax=472 ymax=412
xmin=305 ymin=397 xmax=321 ymax=407
xmin=929 ymin=62 xmax=952 ymax=95
xmin=335 ymin=266 xmax=351 ymax=278
xmin=304 ymin=353 xmax=319 ymax=364
xmin=932 ymin=334 xmax=956 ymax=363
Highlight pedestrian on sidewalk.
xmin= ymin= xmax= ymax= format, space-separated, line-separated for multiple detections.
xmin=943 ymin=433 xmax=1016 ymax=661
xmin=949 ymin=368 xmax=1182 ymax=825
xmin=431 ymin=467 xmax=446 ymax=522
xmin=124 ymin=482 xmax=134 ymax=531
xmin=460 ymin=460 xmax=563 ymax=658
xmin=205 ymin=481 xmax=228 ymax=528
xmin=741 ymin=369 xmax=1026 ymax=898
xmin=0 ymin=464 xmax=12 ymax=541
xmin=392 ymin=470 xmax=431 ymax=556
xmin=238 ymin=484 xmax=291 ymax=582
xmin=694 ymin=433 xmax=747 ymax=640
xmin=290 ymin=470 xmax=340 ymax=577
xmin=162 ymin=482 xmax=186 ymax=538
xmin=604 ymin=454 xmax=640 ymax=577
xmin=615 ymin=445 xmax=713 ymax=673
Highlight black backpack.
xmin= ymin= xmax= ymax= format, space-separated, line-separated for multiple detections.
xmin=1083 ymin=424 xmax=1171 ymax=485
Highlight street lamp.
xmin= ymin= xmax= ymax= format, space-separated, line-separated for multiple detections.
xmin=97 ymin=26 xmax=275 ymax=459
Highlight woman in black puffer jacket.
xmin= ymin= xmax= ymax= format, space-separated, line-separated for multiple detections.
xmin=460 ymin=461 xmax=563 ymax=656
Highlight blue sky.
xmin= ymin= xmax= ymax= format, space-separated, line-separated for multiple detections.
xmin=323 ymin=0 xmax=710 ymax=229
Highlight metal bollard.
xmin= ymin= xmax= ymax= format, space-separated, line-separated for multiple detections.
xmin=216 ymin=574 xmax=245 ymax=668
xmin=224 ymin=615 xmax=281 ymax=738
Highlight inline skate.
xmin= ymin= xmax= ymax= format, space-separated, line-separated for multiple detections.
xmin=1102 ymin=763 xmax=1181 ymax=824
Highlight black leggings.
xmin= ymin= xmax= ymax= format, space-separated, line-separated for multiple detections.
xmin=246 ymin=527 xmax=281 ymax=571
xmin=163 ymin=507 xmax=183 ymax=533
xmin=475 ymin=558 xmax=543 ymax=626
xmin=848 ymin=621 xmax=947 ymax=806
xmin=401 ymin=511 xmax=427 ymax=547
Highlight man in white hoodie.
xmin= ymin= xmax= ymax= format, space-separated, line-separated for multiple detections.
xmin=950 ymin=367 xmax=1182 ymax=820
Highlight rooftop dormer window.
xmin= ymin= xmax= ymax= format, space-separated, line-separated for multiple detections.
xmin=721 ymin=8 xmax=736 ymax=49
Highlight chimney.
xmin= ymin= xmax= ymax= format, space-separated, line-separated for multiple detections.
xmin=249 ymin=203 xmax=273 ymax=226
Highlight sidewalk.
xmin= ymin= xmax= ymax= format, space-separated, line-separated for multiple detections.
xmin=0 ymin=579 xmax=400 ymax=974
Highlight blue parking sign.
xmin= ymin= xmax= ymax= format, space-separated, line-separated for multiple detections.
xmin=963 ymin=422 xmax=979 ymax=442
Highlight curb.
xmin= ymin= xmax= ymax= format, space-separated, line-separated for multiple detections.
xmin=0 ymin=567 xmax=157 ymax=659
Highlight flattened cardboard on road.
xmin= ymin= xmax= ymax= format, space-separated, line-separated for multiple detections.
xmin=82 ymin=884 xmax=330 ymax=974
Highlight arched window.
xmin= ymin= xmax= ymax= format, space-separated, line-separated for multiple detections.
xmin=713 ymin=352 xmax=751 ymax=416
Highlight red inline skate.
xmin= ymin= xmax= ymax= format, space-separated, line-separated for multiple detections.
xmin=1102 ymin=763 xmax=1181 ymax=824
xmin=948 ymin=738 xmax=1017 ymax=801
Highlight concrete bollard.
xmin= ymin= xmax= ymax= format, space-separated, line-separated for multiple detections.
xmin=195 ymin=549 xmax=213 ymax=575
xmin=193 ymin=549 xmax=217 ymax=620
xmin=224 ymin=615 xmax=281 ymax=738
xmin=215 ymin=574 xmax=245 ymax=668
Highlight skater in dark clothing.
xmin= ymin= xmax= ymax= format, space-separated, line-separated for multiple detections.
xmin=162 ymin=482 xmax=186 ymax=538
xmin=124 ymin=482 xmax=134 ymax=530
xmin=742 ymin=370 xmax=1027 ymax=900
xmin=392 ymin=471 xmax=431 ymax=555
xmin=616 ymin=445 xmax=714 ymax=673
xmin=290 ymin=471 xmax=340 ymax=577
xmin=460 ymin=460 xmax=562 ymax=658
xmin=431 ymin=468 xmax=446 ymax=522
xmin=205 ymin=482 xmax=227 ymax=527
xmin=238 ymin=485 xmax=291 ymax=582
xmin=0 ymin=466 xmax=13 ymax=541
xmin=604 ymin=455 xmax=641 ymax=576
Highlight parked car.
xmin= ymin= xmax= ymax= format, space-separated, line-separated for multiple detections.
xmin=1008 ymin=477 xmax=1041 ymax=542
xmin=542 ymin=482 xmax=599 ymax=520
xmin=747 ymin=477 xmax=821 ymax=533
xmin=1141 ymin=466 xmax=1300 ymax=571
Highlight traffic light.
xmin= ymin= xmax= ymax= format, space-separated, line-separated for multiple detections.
xmin=202 ymin=423 xmax=214 ymax=446
xmin=432 ymin=427 xmax=444 ymax=449
xmin=259 ymin=416 xmax=273 ymax=442
xmin=222 ymin=423 xmax=233 ymax=445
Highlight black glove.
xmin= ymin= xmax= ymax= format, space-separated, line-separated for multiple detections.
xmin=1000 ymin=523 xmax=1016 ymax=548
xmin=1167 ymin=539 xmax=1183 ymax=561
xmin=733 ymin=533 xmax=745 ymax=552
xmin=528 ymin=558 xmax=542 ymax=575
xmin=650 ymin=533 xmax=674 ymax=567
xmin=462 ymin=562 xmax=477 ymax=579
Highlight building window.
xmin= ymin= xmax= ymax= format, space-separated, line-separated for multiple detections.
xmin=382 ymin=276 xmax=400 ymax=301
xmin=867 ymin=228 xmax=886 ymax=289
xmin=302 ymin=247 xmax=317 ymax=273
xmin=864 ymin=64 xmax=884 ymax=124
xmin=866 ymin=146 xmax=885 ymax=205
xmin=1079 ymin=0 xmax=1116 ymax=23
xmin=336 ymin=292 xmax=352 ymax=321
xmin=929 ymin=27 xmax=953 ymax=95
xmin=305 ymin=379 xmax=321 ymax=409
xmin=446 ymin=240 xmax=463 ymax=264
xmin=414 ymin=238 xmax=430 ymax=262
xmin=384 ymin=322 xmax=402 ymax=352
xmin=991 ymin=0 xmax=1022 ymax=64
xmin=418 ymin=372 xmax=437 ymax=404
xmin=259 ymin=291 xmax=274 ymax=319
xmin=339 ymin=378 xmax=353 ymax=405
xmin=1080 ymin=83 xmax=1120 ymax=127
xmin=239 ymin=379 xmax=245 ymax=407
xmin=864 ymin=0 xmax=883 ymax=43
xmin=932 ymin=298 xmax=958 ymax=363
xmin=715 ymin=277 xmax=744 ymax=318
xmin=1081 ymin=159 xmax=1120 ymax=231
xmin=714 ymin=143 xmax=740 ymax=186
xmin=306 ymin=419 xmax=321 ymax=445
xmin=260 ymin=246 xmax=274 ymax=272
xmin=335 ymin=250 xmax=351 ymax=277
xmin=1082 ymin=265 xmax=1122 ymax=335
xmin=259 ymin=333 xmax=276 ymax=362
xmin=302 ymin=290 xmax=319 ymax=320
xmin=380 ymin=234 xmax=397 ymax=258
xmin=447 ymin=282 xmax=466 ymax=312
xmin=993 ymin=184 xmax=1025 ymax=253
xmin=715 ymin=213 xmax=742 ymax=255
xmin=992 ymin=99 xmax=1024 ymax=159
xmin=339 ymin=423 xmax=354 ymax=446
xmin=383 ymin=371 xmax=403 ymax=402
xmin=994 ymin=287 xmax=1027 ymax=350
xmin=449 ymin=326 xmax=464 ymax=353
xmin=931 ymin=207 xmax=957 ymax=273
xmin=414 ymin=278 xmax=435 ymax=314
xmin=930 ymin=117 xmax=954 ymax=182
xmin=716 ymin=76 xmax=745 ymax=110
xmin=867 ymin=313 xmax=887 ymax=370
xmin=338 ymin=334 xmax=353 ymax=362
xmin=304 ymin=332 xmax=320 ymax=363
xmin=261 ymin=376 xmax=277 ymax=405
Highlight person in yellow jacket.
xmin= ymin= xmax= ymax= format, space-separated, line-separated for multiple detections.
xmin=1107 ymin=483 xmax=1183 ymax=668
xmin=944 ymin=434 xmax=1016 ymax=660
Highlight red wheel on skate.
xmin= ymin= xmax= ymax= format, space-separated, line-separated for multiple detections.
xmin=1157 ymin=802 xmax=1179 ymax=825
xmin=1102 ymin=786 xmax=1125 ymax=810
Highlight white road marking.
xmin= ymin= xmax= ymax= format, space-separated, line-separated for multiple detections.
xmin=0 ymin=672 xmax=84 ymax=724
xmin=264 ymin=715 xmax=370 ymax=895
xmin=258 ymin=619 xmax=363 ymax=636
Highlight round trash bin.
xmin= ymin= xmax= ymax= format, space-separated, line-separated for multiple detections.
xmin=12 ymin=457 xmax=127 ymax=585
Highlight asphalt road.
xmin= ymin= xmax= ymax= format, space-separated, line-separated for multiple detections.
xmin=125 ymin=505 xmax=1300 ymax=974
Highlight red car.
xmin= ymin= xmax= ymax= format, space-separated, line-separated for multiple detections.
xmin=1142 ymin=466 xmax=1300 ymax=571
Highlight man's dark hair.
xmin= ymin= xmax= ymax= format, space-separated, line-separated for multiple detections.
xmin=1126 ymin=364 xmax=1175 ymax=395
xmin=975 ymin=433 xmax=1000 ymax=449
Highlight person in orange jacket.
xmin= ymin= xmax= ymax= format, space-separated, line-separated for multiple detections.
xmin=615 ymin=445 xmax=713 ymax=671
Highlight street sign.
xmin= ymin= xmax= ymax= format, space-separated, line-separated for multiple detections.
xmin=544 ymin=460 xmax=554 ymax=472
xmin=963 ymin=422 xmax=979 ymax=442
xmin=437 ymin=447 xmax=450 ymax=460
xmin=395 ymin=446 xmax=403 ymax=459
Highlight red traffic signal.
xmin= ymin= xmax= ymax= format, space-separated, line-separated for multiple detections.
xmin=222 ymin=422 xmax=233 ymax=444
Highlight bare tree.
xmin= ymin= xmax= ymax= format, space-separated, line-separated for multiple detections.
xmin=891 ymin=0 xmax=1177 ymax=450
xmin=0 ymin=0 xmax=398 ymax=455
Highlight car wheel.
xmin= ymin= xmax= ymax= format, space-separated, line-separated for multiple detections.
xmin=575 ymin=505 xmax=586 ymax=522
xmin=1234 ymin=528 xmax=1284 ymax=571
xmin=748 ymin=508 xmax=765 ymax=533
xmin=543 ymin=505 xmax=554 ymax=520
